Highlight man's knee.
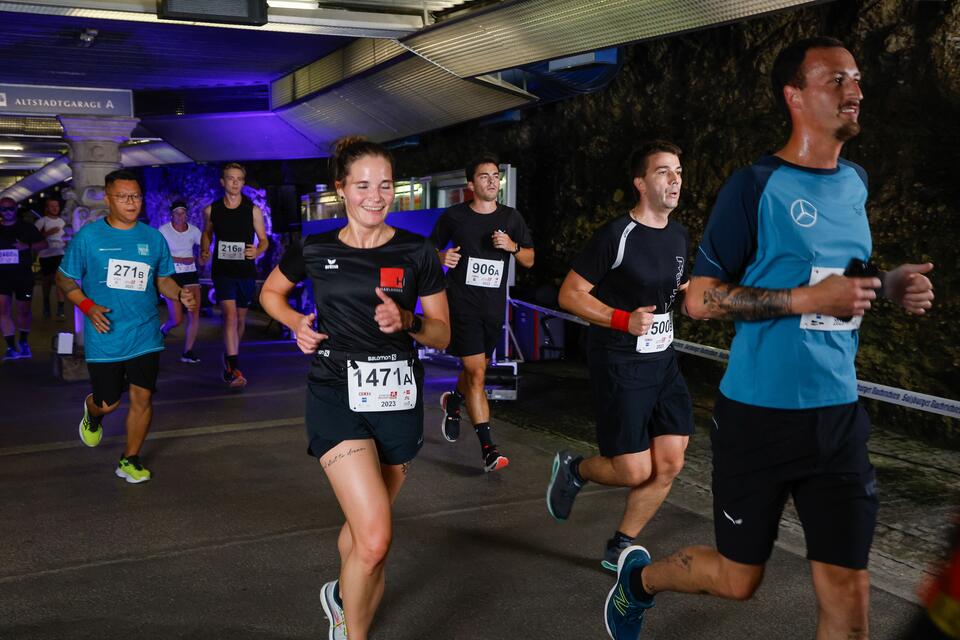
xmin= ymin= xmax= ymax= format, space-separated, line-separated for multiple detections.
xmin=652 ymin=452 xmax=685 ymax=484
xmin=717 ymin=561 xmax=765 ymax=601
xmin=612 ymin=456 xmax=652 ymax=487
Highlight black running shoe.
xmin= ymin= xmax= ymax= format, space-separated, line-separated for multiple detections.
xmin=439 ymin=391 xmax=461 ymax=443
xmin=180 ymin=350 xmax=201 ymax=363
xmin=482 ymin=446 xmax=509 ymax=473
xmin=547 ymin=450 xmax=583 ymax=521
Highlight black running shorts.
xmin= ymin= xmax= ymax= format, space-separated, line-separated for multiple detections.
xmin=172 ymin=271 xmax=200 ymax=287
xmin=87 ymin=351 xmax=161 ymax=407
xmin=39 ymin=255 xmax=63 ymax=276
xmin=304 ymin=360 xmax=425 ymax=466
xmin=710 ymin=393 xmax=879 ymax=570
xmin=448 ymin=312 xmax=503 ymax=359
xmin=589 ymin=350 xmax=694 ymax=457
xmin=0 ymin=273 xmax=34 ymax=301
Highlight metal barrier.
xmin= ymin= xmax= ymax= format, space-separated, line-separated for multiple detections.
xmin=509 ymin=297 xmax=960 ymax=419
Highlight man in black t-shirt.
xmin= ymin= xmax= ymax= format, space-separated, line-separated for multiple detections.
xmin=547 ymin=141 xmax=694 ymax=572
xmin=429 ymin=154 xmax=534 ymax=473
xmin=0 ymin=196 xmax=47 ymax=360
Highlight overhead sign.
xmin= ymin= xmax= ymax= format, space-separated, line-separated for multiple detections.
xmin=0 ymin=83 xmax=133 ymax=117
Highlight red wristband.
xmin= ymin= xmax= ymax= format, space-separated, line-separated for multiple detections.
xmin=78 ymin=298 xmax=96 ymax=316
xmin=610 ymin=309 xmax=631 ymax=333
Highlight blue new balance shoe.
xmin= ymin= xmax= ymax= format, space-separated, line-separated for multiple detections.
xmin=604 ymin=545 xmax=654 ymax=639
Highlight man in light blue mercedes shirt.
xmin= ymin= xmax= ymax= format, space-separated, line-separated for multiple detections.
xmin=604 ymin=37 xmax=935 ymax=640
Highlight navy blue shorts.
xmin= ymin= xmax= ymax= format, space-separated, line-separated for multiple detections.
xmin=213 ymin=276 xmax=255 ymax=308
xmin=711 ymin=393 xmax=879 ymax=569
xmin=589 ymin=350 xmax=694 ymax=457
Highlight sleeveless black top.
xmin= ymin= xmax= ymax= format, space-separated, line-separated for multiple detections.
xmin=210 ymin=197 xmax=256 ymax=279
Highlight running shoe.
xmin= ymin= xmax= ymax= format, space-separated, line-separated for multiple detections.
xmin=320 ymin=580 xmax=348 ymax=640
xmin=227 ymin=368 xmax=247 ymax=389
xmin=439 ymin=391 xmax=461 ymax=443
xmin=547 ymin=450 xmax=583 ymax=521
xmin=604 ymin=545 xmax=654 ymax=639
xmin=19 ymin=343 xmax=31 ymax=359
xmin=602 ymin=536 xmax=635 ymax=573
xmin=482 ymin=446 xmax=509 ymax=473
xmin=180 ymin=350 xmax=201 ymax=364
xmin=3 ymin=347 xmax=21 ymax=361
xmin=116 ymin=455 xmax=151 ymax=484
xmin=78 ymin=398 xmax=103 ymax=447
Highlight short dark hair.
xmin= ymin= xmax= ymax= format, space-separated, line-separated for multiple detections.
xmin=465 ymin=153 xmax=499 ymax=183
xmin=628 ymin=140 xmax=682 ymax=200
xmin=41 ymin=196 xmax=61 ymax=208
xmin=104 ymin=169 xmax=141 ymax=190
xmin=170 ymin=200 xmax=188 ymax=211
xmin=771 ymin=36 xmax=846 ymax=116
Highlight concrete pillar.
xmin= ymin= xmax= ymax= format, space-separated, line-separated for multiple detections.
xmin=55 ymin=116 xmax=138 ymax=378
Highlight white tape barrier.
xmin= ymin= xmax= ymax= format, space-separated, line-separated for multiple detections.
xmin=510 ymin=298 xmax=960 ymax=419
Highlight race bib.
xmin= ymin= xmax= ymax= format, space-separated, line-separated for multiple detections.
xmin=636 ymin=312 xmax=674 ymax=353
xmin=217 ymin=241 xmax=246 ymax=261
xmin=106 ymin=258 xmax=150 ymax=292
xmin=347 ymin=358 xmax=417 ymax=412
xmin=0 ymin=249 xmax=19 ymax=264
xmin=465 ymin=257 xmax=504 ymax=288
xmin=800 ymin=266 xmax=863 ymax=331
xmin=174 ymin=261 xmax=196 ymax=274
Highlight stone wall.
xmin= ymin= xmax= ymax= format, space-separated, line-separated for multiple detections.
xmin=392 ymin=0 xmax=960 ymax=439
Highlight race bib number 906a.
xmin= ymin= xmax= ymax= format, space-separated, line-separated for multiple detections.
xmin=465 ymin=257 xmax=504 ymax=288
xmin=636 ymin=312 xmax=674 ymax=354
xmin=107 ymin=258 xmax=150 ymax=292
xmin=218 ymin=241 xmax=246 ymax=260
xmin=347 ymin=359 xmax=417 ymax=412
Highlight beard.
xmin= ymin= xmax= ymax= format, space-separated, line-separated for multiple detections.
xmin=834 ymin=120 xmax=861 ymax=142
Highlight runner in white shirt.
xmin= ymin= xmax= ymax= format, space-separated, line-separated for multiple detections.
xmin=35 ymin=197 xmax=68 ymax=320
xmin=158 ymin=201 xmax=203 ymax=363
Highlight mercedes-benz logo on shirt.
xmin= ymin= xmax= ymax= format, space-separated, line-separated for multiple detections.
xmin=790 ymin=199 xmax=818 ymax=227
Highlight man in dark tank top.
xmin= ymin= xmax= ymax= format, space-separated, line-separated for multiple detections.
xmin=200 ymin=162 xmax=269 ymax=388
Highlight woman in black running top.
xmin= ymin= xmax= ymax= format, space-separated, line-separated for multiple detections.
xmin=260 ymin=137 xmax=449 ymax=640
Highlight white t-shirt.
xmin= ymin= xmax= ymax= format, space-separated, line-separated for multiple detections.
xmin=35 ymin=216 xmax=66 ymax=258
xmin=159 ymin=222 xmax=202 ymax=273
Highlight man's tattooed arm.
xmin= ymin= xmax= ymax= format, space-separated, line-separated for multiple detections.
xmin=700 ymin=282 xmax=793 ymax=321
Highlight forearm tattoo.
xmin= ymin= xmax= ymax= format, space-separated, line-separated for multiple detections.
xmin=321 ymin=446 xmax=366 ymax=469
xmin=702 ymin=283 xmax=792 ymax=321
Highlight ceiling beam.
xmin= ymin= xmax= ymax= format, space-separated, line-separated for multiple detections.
xmin=0 ymin=0 xmax=424 ymax=38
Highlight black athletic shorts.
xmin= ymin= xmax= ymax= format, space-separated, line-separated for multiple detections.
xmin=172 ymin=271 xmax=200 ymax=287
xmin=39 ymin=255 xmax=63 ymax=276
xmin=87 ymin=351 xmax=161 ymax=407
xmin=0 ymin=273 xmax=34 ymax=301
xmin=711 ymin=393 xmax=879 ymax=570
xmin=449 ymin=312 xmax=502 ymax=358
xmin=304 ymin=358 xmax=425 ymax=466
xmin=589 ymin=349 xmax=694 ymax=457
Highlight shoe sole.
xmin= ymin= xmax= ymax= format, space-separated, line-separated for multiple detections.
xmin=229 ymin=378 xmax=247 ymax=388
xmin=115 ymin=467 xmax=150 ymax=484
xmin=603 ymin=545 xmax=650 ymax=640
xmin=319 ymin=582 xmax=343 ymax=640
xmin=439 ymin=391 xmax=459 ymax=443
xmin=601 ymin=559 xmax=618 ymax=573
xmin=180 ymin=358 xmax=200 ymax=363
xmin=546 ymin=452 xmax=566 ymax=521
xmin=483 ymin=455 xmax=509 ymax=473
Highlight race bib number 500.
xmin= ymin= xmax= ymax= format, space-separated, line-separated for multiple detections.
xmin=636 ymin=312 xmax=674 ymax=354
xmin=465 ymin=257 xmax=504 ymax=288
xmin=107 ymin=258 xmax=150 ymax=292
xmin=347 ymin=359 xmax=417 ymax=412
xmin=218 ymin=241 xmax=246 ymax=261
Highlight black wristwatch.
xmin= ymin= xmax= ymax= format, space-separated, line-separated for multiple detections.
xmin=406 ymin=314 xmax=424 ymax=334
xmin=511 ymin=243 xmax=521 ymax=255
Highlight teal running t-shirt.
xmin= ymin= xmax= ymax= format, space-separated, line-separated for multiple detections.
xmin=692 ymin=155 xmax=871 ymax=409
xmin=60 ymin=219 xmax=175 ymax=363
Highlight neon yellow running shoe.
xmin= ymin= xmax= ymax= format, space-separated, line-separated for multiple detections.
xmin=78 ymin=398 xmax=103 ymax=448
xmin=116 ymin=455 xmax=151 ymax=484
